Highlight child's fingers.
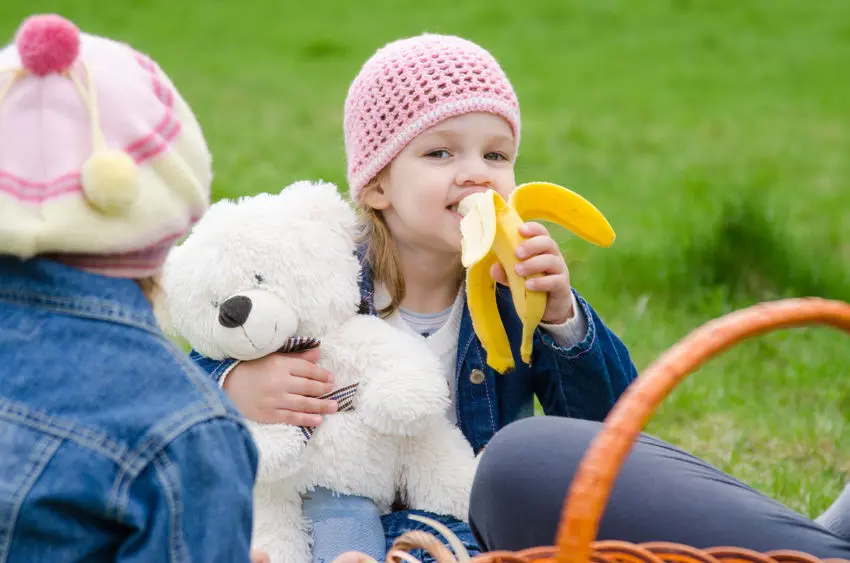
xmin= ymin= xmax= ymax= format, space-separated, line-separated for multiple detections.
xmin=288 ymin=358 xmax=335 ymax=385
xmin=519 ymin=221 xmax=550 ymax=237
xmin=516 ymin=234 xmax=560 ymax=260
xmin=282 ymin=393 xmax=339 ymax=416
xmin=331 ymin=553 xmax=377 ymax=563
xmin=525 ymin=273 xmax=568 ymax=293
xmin=515 ymin=254 xmax=564 ymax=277
xmin=489 ymin=261 xmax=509 ymax=285
xmin=266 ymin=351 xmax=333 ymax=386
xmin=286 ymin=375 xmax=338 ymax=401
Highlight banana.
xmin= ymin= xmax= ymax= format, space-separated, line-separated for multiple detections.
xmin=458 ymin=181 xmax=615 ymax=374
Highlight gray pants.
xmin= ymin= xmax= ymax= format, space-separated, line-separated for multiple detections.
xmin=469 ymin=416 xmax=850 ymax=560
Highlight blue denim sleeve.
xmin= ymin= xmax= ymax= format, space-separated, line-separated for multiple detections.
xmin=531 ymin=288 xmax=638 ymax=421
xmin=117 ymin=418 xmax=259 ymax=562
xmin=189 ymin=349 xmax=236 ymax=384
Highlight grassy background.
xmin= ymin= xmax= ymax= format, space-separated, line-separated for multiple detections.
xmin=3 ymin=1 xmax=848 ymax=517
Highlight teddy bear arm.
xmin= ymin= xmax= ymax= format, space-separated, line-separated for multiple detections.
xmin=349 ymin=325 xmax=452 ymax=436
xmin=326 ymin=315 xmax=450 ymax=436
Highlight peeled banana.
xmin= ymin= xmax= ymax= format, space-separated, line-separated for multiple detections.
xmin=458 ymin=181 xmax=615 ymax=374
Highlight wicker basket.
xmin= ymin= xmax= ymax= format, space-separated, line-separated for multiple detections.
xmin=385 ymin=297 xmax=850 ymax=563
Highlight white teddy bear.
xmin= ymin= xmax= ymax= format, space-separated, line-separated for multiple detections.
xmin=159 ymin=180 xmax=479 ymax=563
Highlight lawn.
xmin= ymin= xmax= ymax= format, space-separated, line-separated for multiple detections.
xmin=4 ymin=0 xmax=848 ymax=518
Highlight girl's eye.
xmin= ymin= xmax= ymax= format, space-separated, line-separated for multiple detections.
xmin=425 ymin=149 xmax=451 ymax=159
xmin=485 ymin=152 xmax=508 ymax=161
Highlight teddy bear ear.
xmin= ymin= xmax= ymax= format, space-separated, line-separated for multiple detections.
xmin=278 ymin=180 xmax=358 ymax=239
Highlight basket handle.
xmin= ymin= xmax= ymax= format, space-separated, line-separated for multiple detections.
xmin=554 ymin=297 xmax=850 ymax=563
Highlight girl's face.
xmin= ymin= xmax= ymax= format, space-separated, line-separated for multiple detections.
xmin=363 ymin=112 xmax=517 ymax=257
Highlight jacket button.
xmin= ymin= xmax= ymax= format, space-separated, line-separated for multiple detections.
xmin=470 ymin=369 xmax=485 ymax=384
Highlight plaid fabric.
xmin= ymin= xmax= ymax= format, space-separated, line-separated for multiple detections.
xmin=276 ymin=337 xmax=360 ymax=441
xmin=300 ymin=381 xmax=359 ymax=441
xmin=277 ymin=336 xmax=321 ymax=354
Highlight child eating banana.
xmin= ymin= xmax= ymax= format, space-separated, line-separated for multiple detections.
xmin=192 ymin=33 xmax=638 ymax=561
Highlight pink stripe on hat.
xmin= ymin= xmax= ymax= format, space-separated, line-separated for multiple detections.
xmin=0 ymin=47 xmax=183 ymax=204
xmin=44 ymin=208 xmax=205 ymax=278
xmin=344 ymin=34 xmax=521 ymax=200
xmin=0 ymin=99 xmax=182 ymax=205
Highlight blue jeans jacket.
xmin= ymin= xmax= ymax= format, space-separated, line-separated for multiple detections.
xmin=191 ymin=255 xmax=638 ymax=561
xmin=0 ymin=257 xmax=259 ymax=562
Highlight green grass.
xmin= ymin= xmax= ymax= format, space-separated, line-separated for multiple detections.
xmin=4 ymin=0 xmax=848 ymax=519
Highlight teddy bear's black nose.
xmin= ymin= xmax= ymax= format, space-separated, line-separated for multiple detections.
xmin=218 ymin=295 xmax=252 ymax=328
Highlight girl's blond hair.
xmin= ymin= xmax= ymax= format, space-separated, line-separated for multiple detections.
xmin=136 ymin=276 xmax=161 ymax=304
xmin=136 ymin=275 xmax=171 ymax=331
xmin=355 ymin=178 xmax=405 ymax=318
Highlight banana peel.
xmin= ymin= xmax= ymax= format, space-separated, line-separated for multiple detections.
xmin=458 ymin=181 xmax=615 ymax=374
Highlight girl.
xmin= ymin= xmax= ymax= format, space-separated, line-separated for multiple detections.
xmin=192 ymin=33 xmax=638 ymax=560
xmin=0 ymin=14 xmax=262 ymax=562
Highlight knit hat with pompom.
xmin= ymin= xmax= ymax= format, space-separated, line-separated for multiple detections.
xmin=0 ymin=13 xmax=211 ymax=277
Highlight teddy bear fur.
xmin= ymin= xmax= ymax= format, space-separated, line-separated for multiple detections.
xmin=158 ymin=180 xmax=479 ymax=563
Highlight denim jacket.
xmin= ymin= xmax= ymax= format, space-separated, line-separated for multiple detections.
xmin=192 ymin=255 xmax=638 ymax=453
xmin=0 ymin=257 xmax=259 ymax=562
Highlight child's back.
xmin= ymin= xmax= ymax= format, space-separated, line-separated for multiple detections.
xmin=0 ymin=13 xmax=259 ymax=562
xmin=0 ymin=257 xmax=258 ymax=560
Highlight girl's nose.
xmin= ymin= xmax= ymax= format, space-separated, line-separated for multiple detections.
xmin=455 ymin=157 xmax=493 ymax=187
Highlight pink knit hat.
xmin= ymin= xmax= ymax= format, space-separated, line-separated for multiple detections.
xmin=0 ymin=14 xmax=211 ymax=278
xmin=344 ymin=33 xmax=521 ymax=200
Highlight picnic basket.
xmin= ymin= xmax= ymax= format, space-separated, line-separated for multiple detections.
xmin=385 ymin=297 xmax=850 ymax=563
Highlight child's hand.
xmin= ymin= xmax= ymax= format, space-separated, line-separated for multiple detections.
xmin=250 ymin=549 xmax=270 ymax=563
xmin=490 ymin=221 xmax=574 ymax=325
xmin=222 ymin=348 xmax=339 ymax=426
xmin=330 ymin=552 xmax=378 ymax=563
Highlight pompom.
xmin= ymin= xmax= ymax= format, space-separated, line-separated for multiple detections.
xmin=16 ymin=14 xmax=80 ymax=76
xmin=81 ymin=150 xmax=139 ymax=215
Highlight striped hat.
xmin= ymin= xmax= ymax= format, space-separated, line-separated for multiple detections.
xmin=0 ymin=14 xmax=211 ymax=278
